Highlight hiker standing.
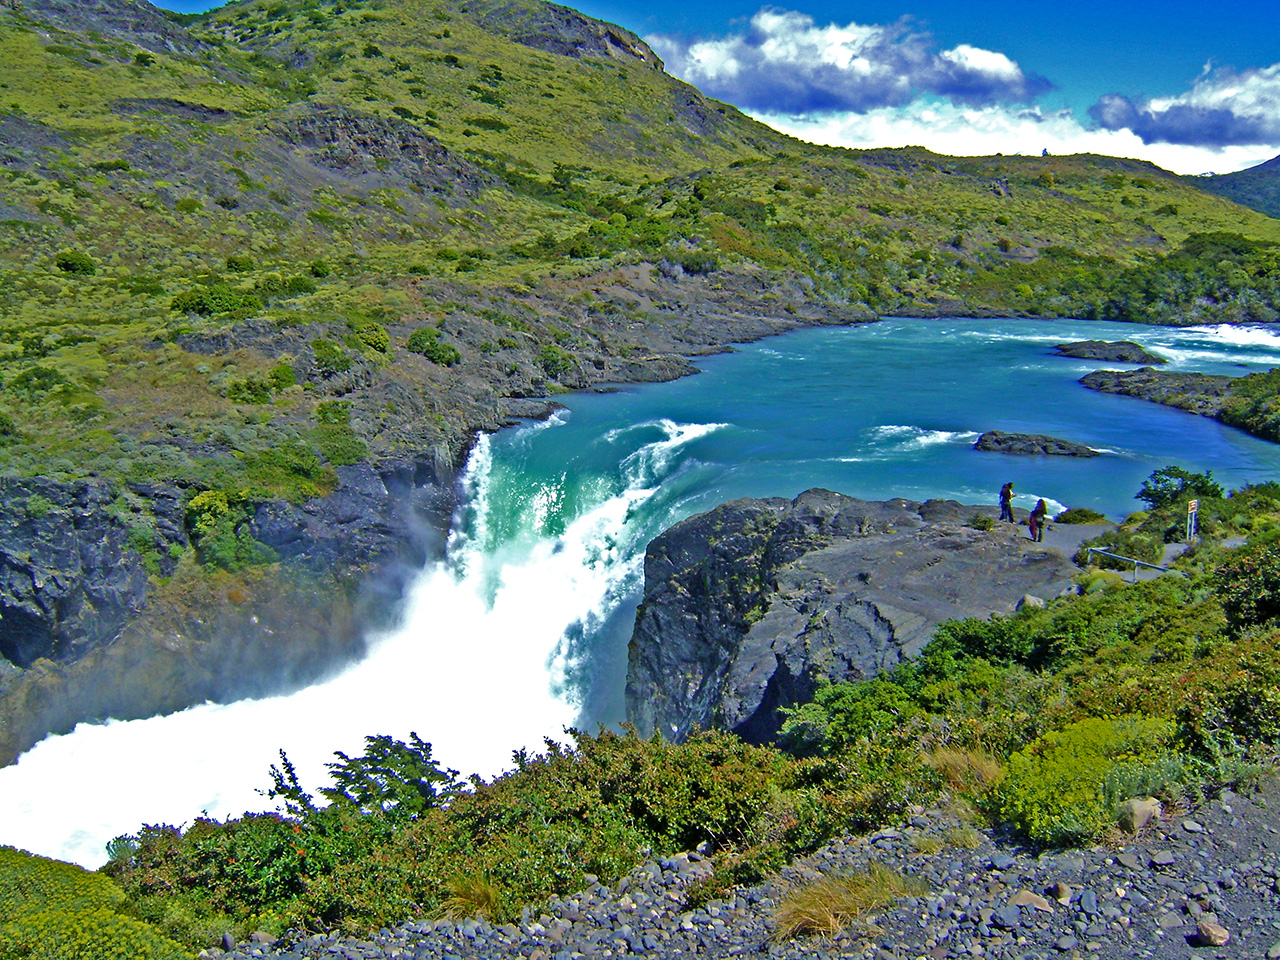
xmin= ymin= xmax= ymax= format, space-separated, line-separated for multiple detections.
xmin=999 ymin=482 xmax=1015 ymax=522
xmin=1029 ymin=499 xmax=1048 ymax=542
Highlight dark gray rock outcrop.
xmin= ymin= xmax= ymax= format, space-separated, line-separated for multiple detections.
xmin=0 ymin=456 xmax=455 ymax=766
xmin=15 ymin=0 xmax=210 ymax=56
xmin=625 ymin=489 xmax=1080 ymax=745
xmin=0 ymin=477 xmax=178 ymax=670
xmin=1054 ymin=340 xmax=1167 ymax=364
xmin=1080 ymin=367 xmax=1236 ymax=417
xmin=973 ymin=430 xmax=1100 ymax=457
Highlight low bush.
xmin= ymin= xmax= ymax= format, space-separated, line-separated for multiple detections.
xmin=54 ymin=249 xmax=96 ymax=275
xmin=1073 ymin=527 xmax=1163 ymax=569
xmin=406 ymin=329 xmax=460 ymax=366
xmin=185 ymin=489 xmax=276 ymax=571
xmin=356 ymin=323 xmax=389 ymax=353
xmin=992 ymin=715 xmax=1186 ymax=846
xmin=537 ymin=343 xmax=574 ymax=380
xmin=311 ymin=401 xmax=367 ymax=465
xmin=0 ymin=846 xmax=186 ymax=960
xmin=1214 ymin=542 xmax=1280 ymax=631
xmin=311 ymin=339 xmax=352 ymax=375
xmin=171 ymin=285 xmax=261 ymax=317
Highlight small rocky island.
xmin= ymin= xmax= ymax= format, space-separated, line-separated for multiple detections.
xmin=973 ymin=430 xmax=1100 ymax=457
xmin=1054 ymin=340 xmax=1167 ymax=364
xmin=625 ymin=490 xmax=1079 ymax=745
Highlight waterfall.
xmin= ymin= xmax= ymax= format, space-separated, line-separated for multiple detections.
xmin=0 ymin=416 xmax=725 ymax=869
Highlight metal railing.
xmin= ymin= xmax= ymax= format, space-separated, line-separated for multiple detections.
xmin=1084 ymin=547 xmax=1170 ymax=583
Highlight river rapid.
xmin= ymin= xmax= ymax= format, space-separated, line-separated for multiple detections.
xmin=4 ymin=317 xmax=1280 ymax=869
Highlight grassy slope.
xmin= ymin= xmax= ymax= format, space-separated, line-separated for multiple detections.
xmin=3 ymin=0 xmax=1280 ymax=493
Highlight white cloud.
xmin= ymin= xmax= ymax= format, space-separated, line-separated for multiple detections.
xmin=1090 ymin=62 xmax=1280 ymax=148
xmin=647 ymin=8 xmax=1049 ymax=114
xmin=751 ymin=100 xmax=1280 ymax=175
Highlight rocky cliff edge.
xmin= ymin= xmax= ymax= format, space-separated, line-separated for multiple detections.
xmin=625 ymin=490 xmax=1080 ymax=745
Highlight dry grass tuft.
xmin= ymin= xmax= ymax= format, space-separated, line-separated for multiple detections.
xmin=924 ymin=748 xmax=1004 ymax=794
xmin=434 ymin=873 xmax=503 ymax=920
xmin=944 ymin=825 xmax=983 ymax=849
xmin=771 ymin=862 xmax=928 ymax=941
xmin=910 ymin=834 xmax=943 ymax=855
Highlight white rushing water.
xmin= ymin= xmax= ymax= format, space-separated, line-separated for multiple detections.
xmin=0 ymin=420 xmax=718 ymax=869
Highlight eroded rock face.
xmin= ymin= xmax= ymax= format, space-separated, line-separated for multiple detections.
xmin=0 ymin=457 xmax=455 ymax=766
xmin=625 ymin=489 xmax=1080 ymax=744
xmin=0 ymin=478 xmax=172 ymax=668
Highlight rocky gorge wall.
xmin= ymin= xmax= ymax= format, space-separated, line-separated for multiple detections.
xmin=0 ymin=456 xmax=455 ymax=766
xmin=625 ymin=490 xmax=1081 ymax=745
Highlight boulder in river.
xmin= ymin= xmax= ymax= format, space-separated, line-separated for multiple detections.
xmin=973 ymin=430 xmax=1100 ymax=457
xmin=1054 ymin=340 xmax=1167 ymax=364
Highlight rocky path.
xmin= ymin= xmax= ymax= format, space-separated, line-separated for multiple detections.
xmin=216 ymin=774 xmax=1280 ymax=960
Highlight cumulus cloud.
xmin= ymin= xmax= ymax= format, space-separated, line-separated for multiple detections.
xmin=648 ymin=8 xmax=1051 ymax=114
xmin=1089 ymin=63 xmax=1280 ymax=147
xmin=752 ymin=100 xmax=1280 ymax=175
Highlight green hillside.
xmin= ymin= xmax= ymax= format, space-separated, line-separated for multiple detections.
xmin=3 ymin=0 xmax=1280 ymax=492
xmin=1196 ymin=154 xmax=1280 ymax=220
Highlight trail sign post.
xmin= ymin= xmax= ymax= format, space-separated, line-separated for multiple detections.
xmin=1187 ymin=499 xmax=1199 ymax=541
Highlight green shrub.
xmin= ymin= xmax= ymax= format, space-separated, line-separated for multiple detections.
xmin=309 ymin=260 xmax=331 ymax=278
xmin=225 ymin=375 xmax=273 ymax=404
xmin=0 ymin=846 xmax=187 ymax=960
xmin=1054 ymin=507 xmax=1107 ymax=524
xmin=1215 ymin=543 xmax=1280 ymax=631
xmin=174 ymin=198 xmax=203 ymax=214
xmin=967 ymin=513 xmax=994 ymax=531
xmin=0 ymin=906 xmax=189 ymax=960
xmin=185 ymin=489 xmax=276 ymax=571
xmin=1074 ymin=528 xmax=1163 ymax=569
xmin=267 ymin=361 xmax=296 ymax=390
xmin=54 ymin=249 xmax=96 ymax=275
xmin=243 ymin=441 xmax=333 ymax=502
xmin=225 ymin=254 xmax=255 ymax=272
xmin=406 ymin=329 xmax=460 ymax=366
xmin=992 ymin=715 xmax=1184 ymax=846
xmin=284 ymin=275 xmax=316 ymax=295
xmin=255 ymin=272 xmax=285 ymax=295
xmin=311 ymin=339 xmax=352 ymax=375
xmin=356 ymin=323 xmax=389 ymax=353
xmin=9 ymin=366 xmax=70 ymax=400
xmin=170 ymin=285 xmax=261 ymax=316
xmin=537 ymin=344 xmax=574 ymax=379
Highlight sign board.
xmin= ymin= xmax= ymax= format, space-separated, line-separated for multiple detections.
xmin=1188 ymin=499 xmax=1199 ymax=513
xmin=1187 ymin=499 xmax=1199 ymax=540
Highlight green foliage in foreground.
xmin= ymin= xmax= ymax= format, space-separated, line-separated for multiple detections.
xmin=105 ymin=729 xmax=817 ymax=942
xmin=993 ymin=716 xmax=1188 ymax=846
xmin=0 ymin=847 xmax=187 ymax=960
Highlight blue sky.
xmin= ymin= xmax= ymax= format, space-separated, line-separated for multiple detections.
xmin=158 ymin=0 xmax=1280 ymax=174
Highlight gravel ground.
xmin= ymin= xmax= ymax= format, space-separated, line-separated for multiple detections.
xmin=211 ymin=774 xmax=1280 ymax=960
